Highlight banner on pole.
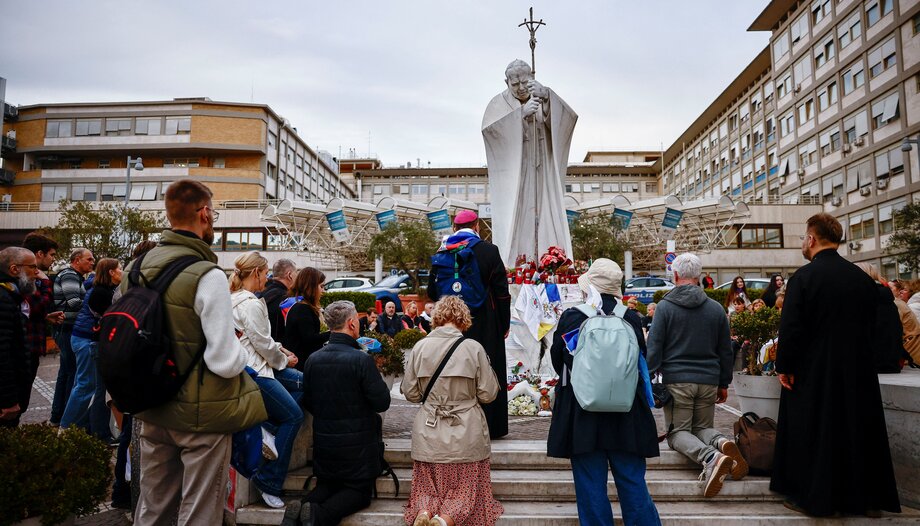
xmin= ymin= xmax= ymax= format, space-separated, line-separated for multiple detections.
xmin=427 ymin=209 xmax=453 ymax=236
xmin=566 ymin=210 xmax=580 ymax=226
xmin=375 ymin=210 xmax=397 ymax=229
xmin=612 ymin=208 xmax=633 ymax=230
xmin=326 ymin=210 xmax=350 ymax=242
xmin=660 ymin=208 xmax=684 ymax=237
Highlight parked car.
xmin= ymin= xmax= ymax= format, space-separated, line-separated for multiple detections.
xmin=324 ymin=277 xmax=374 ymax=292
xmin=714 ymin=278 xmax=771 ymax=291
xmin=624 ymin=277 xmax=675 ymax=304
xmin=356 ymin=273 xmax=418 ymax=312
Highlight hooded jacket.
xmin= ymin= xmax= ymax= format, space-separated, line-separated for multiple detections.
xmin=646 ymin=284 xmax=733 ymax=388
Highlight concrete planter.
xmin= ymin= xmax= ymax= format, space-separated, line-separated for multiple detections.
xmin=733 ymin=372 xmax=781 ymax=421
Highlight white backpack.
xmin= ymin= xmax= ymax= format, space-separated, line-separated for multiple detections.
xmin=568 ymin=303 xmax=640 ymax=412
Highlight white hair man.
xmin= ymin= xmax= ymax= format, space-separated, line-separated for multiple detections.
xmin=260 ymin=258 xmax=297 ymax=342
xmin=645 ymin=253 xmax=745 ymax=498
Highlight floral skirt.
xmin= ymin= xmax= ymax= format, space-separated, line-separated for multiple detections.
xmin=403 ymin=459 xmax=504 ymax=526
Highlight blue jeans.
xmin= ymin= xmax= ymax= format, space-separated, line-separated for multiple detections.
xmin=273 ymin=367 xmax=304 ymax=404
xmin=253 ymin=374 xmax=304 ymax=496
xmin=50 ymin=327 xmax=76 ymax=424
xmin=571 ymin=450 xmax=661 ymax=526
xmin=60 ymin=335 xmax=110 ymax=440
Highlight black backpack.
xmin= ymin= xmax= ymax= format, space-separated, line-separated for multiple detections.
xmin=97 ymin=253 xmax=208 ymax=414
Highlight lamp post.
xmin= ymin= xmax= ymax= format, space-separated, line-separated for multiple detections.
xmin=902 ymin=135 xmax=920 ymax=153
xmin=125 ymin=156 xmax=144 ymax=205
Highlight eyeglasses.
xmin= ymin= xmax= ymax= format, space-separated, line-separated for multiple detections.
xmin=798 ymin=234 xmax=812 ymax=241
xmin=196 ymin=206 xmax=220 ymax=223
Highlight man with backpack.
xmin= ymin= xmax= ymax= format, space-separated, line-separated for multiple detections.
xmin=126 ymin=180 xmax=267 ymax=525
xmin=646 ymin=253 xmax=746 ymax=498
xmin=428 ymin=209 xmax=511 ymax=439
xmin=547 ymin=258 xmax=661 ymax=525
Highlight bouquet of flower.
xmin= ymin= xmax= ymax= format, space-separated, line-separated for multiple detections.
xmin=508 ymin=248 xmax=579 ymax=285
xmin=539 ymin=246 xmax=572 ymax=276
xmin=508 ymin=394 xmax=538 ymax=416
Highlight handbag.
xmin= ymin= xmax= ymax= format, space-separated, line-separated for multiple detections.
xmin=733 ymin=411 xmax=777 ymax=476
xmin=651 ymin=374 xmax=672 ymax=408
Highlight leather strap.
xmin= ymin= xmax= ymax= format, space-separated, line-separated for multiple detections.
xmin=421 ymin=337 xmax=466 ymax=405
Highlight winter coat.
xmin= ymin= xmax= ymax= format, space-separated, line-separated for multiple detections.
xmin=283 ymin=303 xmax=329 ymax=370
xmin=231 ymin=290 xmax=288 ymax=378
xmin=402 ymin=326 xmax=499 ymax=463
xmin=546 ymin=294 xmax=660 ymax=459
xmin=302 ymin=332 xmax=391 ymax=481
xmin=258 ymin=279 xmax=290 ymax=343
xmin=378 ymin=313 xmax=402 ymax=338
xmin=0 ymin=273 xmax=27 ymax=409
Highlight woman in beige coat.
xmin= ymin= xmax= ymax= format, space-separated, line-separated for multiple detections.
xmin=401 ymin=296 xmax=504 ymax=526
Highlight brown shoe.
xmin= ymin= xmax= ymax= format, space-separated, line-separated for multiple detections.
xmin=719 ymin=440 xmax=749 ymax=480
xmin=413 ymin=511 xmax=432 ymax=526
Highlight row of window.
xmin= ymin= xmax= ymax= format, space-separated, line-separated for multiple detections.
xmin=41 ymin=183 xmax=162 ymax=203
xmin=46 ymin=116 xmax=192 ymax=138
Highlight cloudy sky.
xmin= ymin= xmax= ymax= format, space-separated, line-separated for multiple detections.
xmin=2 ymin=1 xmax=769 ymax=166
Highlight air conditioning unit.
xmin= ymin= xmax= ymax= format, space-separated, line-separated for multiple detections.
xmin=831 ymin=196 xmax=843 ymax=206
xmin=732 ymin=159 xmax=740 ymax=166
xmin=794 ymin=84 xmax=802 ymax=93
xmin=848 ymin=240 xmax=862 ymax=251
xmin=797 ymin=167 xmax=805 ymax=176
xmin=854 ymin=137 xmax=865 ymax=147
xmin=842 ymin=142 xmax=852 ymax=153
xmin=859 ymin=186 xmax=872 ymax=196
xmin=877 ymin=179 xmax=889 ymax=190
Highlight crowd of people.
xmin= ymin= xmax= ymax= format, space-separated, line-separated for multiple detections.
xmin=0 ymin=179 xmax=911 ymax=524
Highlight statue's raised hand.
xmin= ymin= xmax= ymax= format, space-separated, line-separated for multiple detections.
xmin=527 ymin=79 xmax=549 ymax=100
xmin=522 ymin=98 xmax=541 ymax=120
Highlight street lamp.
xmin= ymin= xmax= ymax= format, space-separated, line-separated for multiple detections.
xmin=901 ymin=135 xmax=920 ymax=153
xmin=125 ymin=156 xmax=144 ymax=205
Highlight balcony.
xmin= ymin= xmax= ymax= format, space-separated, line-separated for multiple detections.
xmin=3 ymin=103 xmax=17 ymax=121
xmin=1 ymin=135 xmax=16 ymax=154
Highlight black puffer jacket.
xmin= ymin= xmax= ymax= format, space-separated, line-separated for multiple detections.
xmin=302 ymin=332 xmax=391 ymax=481
xmin=258 ymin=279 xmax=289 ymax=343
xmin=0 ymin=272 xmax=27 ymax=409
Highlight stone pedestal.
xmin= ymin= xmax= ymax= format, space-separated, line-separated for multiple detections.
xmin=879 ymin=369 xmax=920 ymax=509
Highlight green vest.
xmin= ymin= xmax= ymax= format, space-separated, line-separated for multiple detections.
xmin=127 ymin=230 xmax=267 ymax=433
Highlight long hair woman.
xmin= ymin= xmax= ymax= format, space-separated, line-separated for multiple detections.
xmin=724 ymin=275 xmax=750 ymax=314
xmin=282 ymin=267 xmax=330 ymax=369
xmin=761 ymin=274 xmax=784 ymax=308
xmin=401 ymin=296 xmax=503 ymax=526
xmin=229 ymin=251 xmax=304 ymax=509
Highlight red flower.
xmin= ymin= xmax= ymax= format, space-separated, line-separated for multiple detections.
xmin=517 ymin=361 xmax=523 ymax=367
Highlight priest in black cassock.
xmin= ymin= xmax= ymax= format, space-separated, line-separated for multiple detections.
xmin=429 ymin=210 xmax=512 ymax=439
xmin=772 ymin=213 xmax=900 ymax=517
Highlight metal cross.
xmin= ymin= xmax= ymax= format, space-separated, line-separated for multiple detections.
xmin=518 ymin=7 xmax=545 ymax=76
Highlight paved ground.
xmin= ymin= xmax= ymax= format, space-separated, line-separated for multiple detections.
xmin=25 ymin=353 xmax=744 ymax=524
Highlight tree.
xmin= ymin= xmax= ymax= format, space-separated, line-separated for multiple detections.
xmin=43 ymin=200 xmax=166 ymax=264
xmin=887 ymin=202 xmax=920 ymax=271
xmin=367 ymin=221 xmax=439 ymax=292
xmin=569 ymin=215 xmax=630 ymax=263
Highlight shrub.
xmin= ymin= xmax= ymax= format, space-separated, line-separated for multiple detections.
xmin=321 ymin=291 xmax=377 ymax=312
xmin=652 ymin=287 xmax=762 ymax=305
xmin=0 ymin=425 xmax=113 ymax=526
xmin=393 ymin=329 xmax=427 ymax=351
xmin=368 ymin=332 xmax=405 ymax=376
xmin=730 ymin=307 xmax=781 ymax=375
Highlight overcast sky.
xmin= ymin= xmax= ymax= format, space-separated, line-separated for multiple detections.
xmin=2 ymin=1 xmax=769 ymax=166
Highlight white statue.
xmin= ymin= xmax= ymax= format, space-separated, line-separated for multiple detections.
xmin=482 ymin=59 xmax=577 ymax=265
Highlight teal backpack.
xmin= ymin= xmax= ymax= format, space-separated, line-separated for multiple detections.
xmin=568 ymin=303 xmax=640 ymax=412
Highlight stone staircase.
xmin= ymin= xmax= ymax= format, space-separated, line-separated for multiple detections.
xmin=235 ymin=438 xmax=919 ymax=525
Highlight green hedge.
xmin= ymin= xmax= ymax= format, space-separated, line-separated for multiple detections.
xmin=652 ymin=287 xmax=763 ymax=306
xmin=321 ymin=291 xmax=377 ymax=312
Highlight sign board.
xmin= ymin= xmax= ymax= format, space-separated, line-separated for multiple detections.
xmin=478 ymin=204 xmax=492 ymax=219
xmin=427 ymin=209 xmax=453 ymax=236
xmin=664 ymin=252 xmax=677 ymax=265
xmin=566 ymin=209 xmax=580 ymax=226
xmin=325 ymin=210 xmax=350 ymax=242
xmin=660 ymin=207 xmax=684 ymax=237
xmin=612 ymin=208 xmax=633 ymax=230
xmin=375 ymin=210 xmax=397 ymax=229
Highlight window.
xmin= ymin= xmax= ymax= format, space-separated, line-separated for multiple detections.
xmin=879 ymin=200 xmax=906 ymax=234
xmin=469 ymin=183 xmax=486 ymax=195
xmin=812 ymin=0 xmax=831 ymax=24
xmin=213 ymin=157 xmax=225 ymax=168
xmin=71 ymin=184 xmax=97 ymax=202
xmin=98 ymin=159 xmax=110 ymax=169
xmin=776 ymin=71 xmax=793 ymax=98
xmin=74 ymin=119 xmax=102 ymax=136
xmin=268 ymin=131 xmax=277 ymax=149
xmin=871 ymin=91 xmax=900 ymax=129
xmin=751 ymin=91 xmax=762 ymax=113
xmin=800 ymin=140 xmax=818 ymax=167
xmin=797 ymin=98 xmax=815 ymax=125
xmin=602 ymin=183 xmax=619 ymax=193
xmin=914 ymin=12 xmax=920 ymax=35
xmin=373 ymin=184 xmax=387 ymax=195
xmin=41 ymin=185 xmax=67 ymax=202
xmin=780 ymin=111 xmax=796 ymax=137
xmin=621 ymin=182 xmax=639 ymax=192
xmin=100 ymin=183 xmax=126 ymax=201
xmin=224 ymin=230 xmax=264 ymax=251
xmin=820 ymin=126 xmax=841 ymax=155
xmin=842 ymin=60 xmax=865 ymax=94
xmin=129 ymin=183 xmax=158 ymax=201
xmin=766 ymin=117 xmax=775 ymax=142
xmin=875 ymin=147 xmax=904 ymax=179
xmin=729 ymin=114 xmax=739 ymax=130
xmin=163 ymin=158 xmax=200 ymax=168
xmin=847 ymin=159 xmax=873 ymax=191
xmin=817 ymin=81 xmax=838 ymax=112
xmin=821 ymin=172 xmax=844 ymax=198
xmin=814 ymin=36 xmax=835 ymax=68
xmin=774 ymin=31 xmax=791 ymax=59
xmin=164 ymin=117 xmax=191 ymax=135
xmin=134 ymin=117 xmax=162 ymax=136
xmin=849 ymin=211 xmax=876 ymax=240
xmin=866 ymin=0 xmax=892 ymax=28
xmin=868 ymin=37 xmax=896 ymax=78
xmin=46 ymin=120 xmax=72 ymax=138
xmin=791 ymin=13 xmax=809 ymax=44
xmin=448 ymin=184 xmax=464 ymax=196
xmin=838 ymin=12 xmax=861 ymax=49
xmin=411 ymin=184 xmax=428 ymax=196
xmin=735 ymin=224 xmax=784 ymax=248
xmin=793 ymin=55 xmax=813 ymax=85
xmin=105 ymin=119 xmax=132 ymax=136
xmin=646 ymin=182 xmax=658 ymax=193
xmin=843 ymin=110 xmax=869 ymax=142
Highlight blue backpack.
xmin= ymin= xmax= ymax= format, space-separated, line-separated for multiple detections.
xmin=430 ymin=235 xmax=487 ymax=308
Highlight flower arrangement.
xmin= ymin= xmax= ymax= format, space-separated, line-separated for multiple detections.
xmin=730 ymin=307 xmax=782 ymax=376
xmin=364 ymin=331 xmax=405 ymax=376
xmin=508 ymin=394 xmax=538 ymax=416
xmin=509 ymin=247 xmax=579 ymax=285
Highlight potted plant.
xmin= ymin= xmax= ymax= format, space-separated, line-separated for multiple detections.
xmin=0 ymin=425 xmax=113 ymax=526
xmin=730 ymin=307 xmax=782 ymax=421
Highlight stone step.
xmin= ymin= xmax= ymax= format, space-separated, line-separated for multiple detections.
xmin=282 ymin=467 xmax=777 ymax=502
xmin=379 ymin=439 xmax=698 ymax=470
xmin=237 ymin=499 xmax=920 ymax=525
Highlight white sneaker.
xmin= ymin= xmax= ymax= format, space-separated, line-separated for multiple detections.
xmin=261 ymin=491 xmax=285 ymax=509
xmin=262 ymin=428 xmax=278 ymax=461
xmin=699 ymin=453 xmax=732 ymax=498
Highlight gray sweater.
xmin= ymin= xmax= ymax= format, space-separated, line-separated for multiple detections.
xmin=646 ymin=284 xmax=733 ymax=388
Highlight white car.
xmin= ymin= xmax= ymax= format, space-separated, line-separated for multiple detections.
xmin=324 ymin=277 xmax=374 ymax=292
xmin=715 ymin=278 xmax=771 ymax=291
xmin=624 ymin=277 xmax=675 ymax=304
